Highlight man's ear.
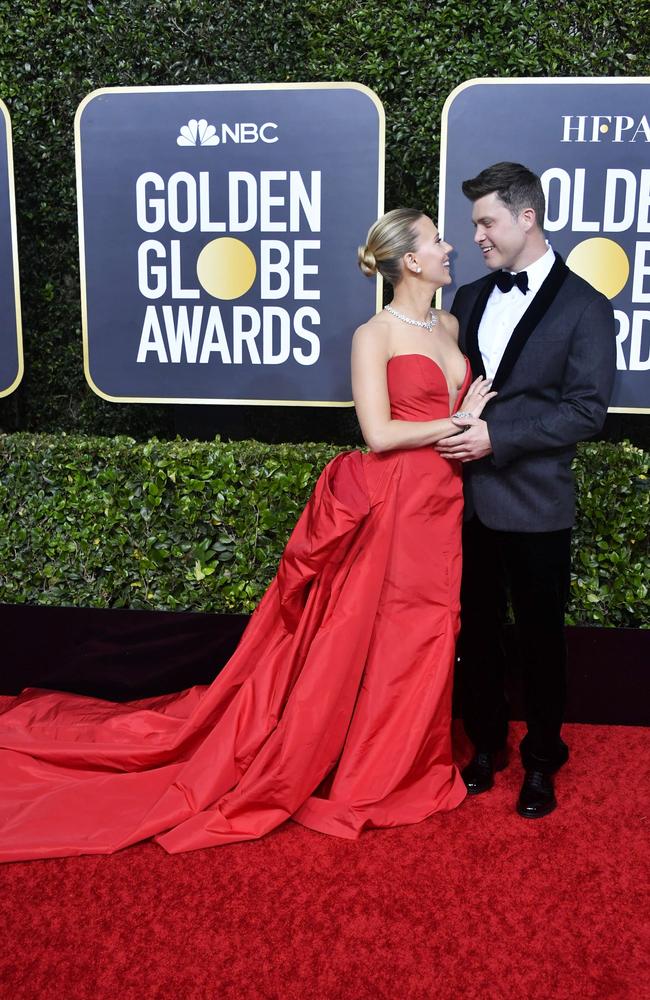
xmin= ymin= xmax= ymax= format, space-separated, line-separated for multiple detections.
xmin=520 ymin=207 xmax=537 ymax=232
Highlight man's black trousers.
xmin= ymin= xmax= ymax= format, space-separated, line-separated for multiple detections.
xmin=459 ymin=515 xmax=572 ymax=773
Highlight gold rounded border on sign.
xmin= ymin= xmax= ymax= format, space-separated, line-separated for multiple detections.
xmin=436 ymin=75 xmax=650 ymax=414
xmin=0 ymin=99 xmax=24 ymax=397
xmin=75 ymin=82 xmax=385 ymax=406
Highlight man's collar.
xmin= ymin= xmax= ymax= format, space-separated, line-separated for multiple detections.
xmin=508 ymin=244 xmax=555 ymax=295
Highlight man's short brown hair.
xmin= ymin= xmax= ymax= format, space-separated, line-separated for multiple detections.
xmin=462 ymin=162 xmax=546 ymax=230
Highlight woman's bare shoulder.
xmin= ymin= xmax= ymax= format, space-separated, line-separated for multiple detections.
xmin=352 ymin=310 xmax=392 ymax=352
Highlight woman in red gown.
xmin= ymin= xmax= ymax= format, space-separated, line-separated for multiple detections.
xmin=0 ymin=209 xmax=495 ymax=861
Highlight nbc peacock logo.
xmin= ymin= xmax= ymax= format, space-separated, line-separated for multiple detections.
xmin=176 ymin=119 xmax=279 ymax=147
xmin=177 ymin=119 xmax=219 ymax=146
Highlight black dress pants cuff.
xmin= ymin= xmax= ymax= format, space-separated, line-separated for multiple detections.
xmin=520 ymin=733 xmax=569 ymax=774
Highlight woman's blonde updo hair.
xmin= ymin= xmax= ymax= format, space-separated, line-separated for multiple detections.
xmin=357 ymin=208 xmax=425 ymax=286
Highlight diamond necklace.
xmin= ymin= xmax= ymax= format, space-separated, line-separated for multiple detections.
xmin=384 ymin=303 xmax=437 ymax=331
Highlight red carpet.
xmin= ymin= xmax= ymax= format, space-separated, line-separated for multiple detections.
xmin=0 ymin=721 xmax=648 ymax=1000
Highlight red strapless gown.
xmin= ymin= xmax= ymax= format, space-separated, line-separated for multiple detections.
xmin=0 ymin=354 xmax=469 ymax=861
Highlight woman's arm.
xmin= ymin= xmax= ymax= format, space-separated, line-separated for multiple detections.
xmin=351 ymin=322 xmax=460 ymax=453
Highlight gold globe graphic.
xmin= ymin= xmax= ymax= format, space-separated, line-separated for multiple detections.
xmin=566 ymin=238 xmax=629 ymax=299
xmin=197 ymin=237 xmax=257 ymax=300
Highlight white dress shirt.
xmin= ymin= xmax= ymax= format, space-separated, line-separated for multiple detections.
xmin=478 ymin=245 xmax=555 ymax=379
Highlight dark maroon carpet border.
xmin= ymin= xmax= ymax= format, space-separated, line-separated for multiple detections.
xmin=0 ymin=603 xmax=648 ymax=725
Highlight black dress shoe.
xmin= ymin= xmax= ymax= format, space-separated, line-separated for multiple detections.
xmin=461 ymin=750 xmax=508 ymax=795
xmin=516 ymin=770 xmax=557 ymax=819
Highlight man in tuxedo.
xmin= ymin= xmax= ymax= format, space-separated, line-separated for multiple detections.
xmin=437 ymin=162 xmax=616 ymax=817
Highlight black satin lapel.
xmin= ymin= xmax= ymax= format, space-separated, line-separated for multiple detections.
xmin=464 ymin=275 xmax=496 ymax=380
xmin=491 ymin=255 xmax=570 ymax=392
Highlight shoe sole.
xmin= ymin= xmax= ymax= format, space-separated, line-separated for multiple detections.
xmin=516 ymin=800 xmax=557 ymax=819
xmin=464 ymin=783 xmax=493 ymax=796
xmin=463 ymin=759 xmax=508 ymax=796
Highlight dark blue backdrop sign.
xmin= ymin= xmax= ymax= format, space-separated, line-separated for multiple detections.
xmin=440 ymin=78 xmax=650 ymax=414
xmin=76 ymin=84 xmax=384 ymax=405
xmin=0 ymin=100 xmax=22 ymax=398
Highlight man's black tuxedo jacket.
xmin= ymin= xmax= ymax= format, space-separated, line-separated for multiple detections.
xmin=451 ymin=254 xmax=616 ymax=532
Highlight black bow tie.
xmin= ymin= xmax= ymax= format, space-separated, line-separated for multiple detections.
xmin=495 ymin=270 xmax=529 ymax=294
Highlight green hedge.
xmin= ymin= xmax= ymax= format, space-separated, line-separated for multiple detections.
xmin=0 ymin=433 xmax=647 ymax=626
xmin=570 ymin=440 xmax=649 ymax=627
xmin=0 ymin=1 xmax=648 ymax=438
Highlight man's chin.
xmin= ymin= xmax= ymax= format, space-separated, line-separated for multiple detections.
xmin=482 ymin=255 xmax=502 ymax=271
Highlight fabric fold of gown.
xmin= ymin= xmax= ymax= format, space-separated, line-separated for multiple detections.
xmin=0 ymin=354 xmax=469 ymax=861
